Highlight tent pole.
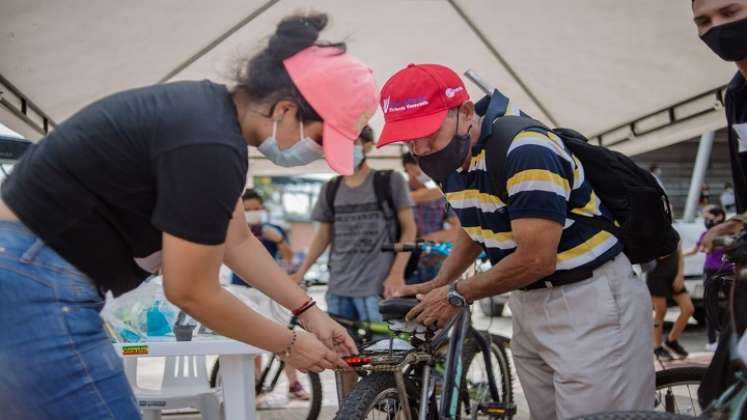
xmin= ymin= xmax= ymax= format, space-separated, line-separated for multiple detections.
xmin=682 ymin=131 xmax=715 ymax=222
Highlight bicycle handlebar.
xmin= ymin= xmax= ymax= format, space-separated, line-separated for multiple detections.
xmin=381 ymin=243 xmax=419 ymax=253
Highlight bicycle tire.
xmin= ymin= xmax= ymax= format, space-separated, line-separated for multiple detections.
xmin=459 ymin=333 xmax=514 ymax=419
xmin=334 ymin=372 xmax=419 ymax=420
xmin=656 ymin=366 xmax=707 ymax=389
xmin=568 ymin=411 xmax=697 ymax=419
xmin=654 ymin=366 xmax=706 ymax=416
xmin=210 ymin=359 xmax=323 ymax=420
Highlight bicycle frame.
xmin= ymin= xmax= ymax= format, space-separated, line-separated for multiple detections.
xmin=336 ymin=306 xmax=503 ymax=420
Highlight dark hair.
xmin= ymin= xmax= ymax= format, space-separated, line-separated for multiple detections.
xmin=241 ymin=189 xmax=263 ymax=204
xmin=235 ymin=12 xmax=346 ymax=122
xmin=359 ymin=125 xmax=374 ymax=144
xmin=705 ymin=205 xmax=726 ymax=219
xmin=402 ymin=152 xmax=418 ymax=167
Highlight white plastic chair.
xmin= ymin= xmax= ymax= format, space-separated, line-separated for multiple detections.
xmin=124 ymin=356 xmax=223 ymax=420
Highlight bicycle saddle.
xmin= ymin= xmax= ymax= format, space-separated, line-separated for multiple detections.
xmin=378 ymin=298 xmax=419 ymax=321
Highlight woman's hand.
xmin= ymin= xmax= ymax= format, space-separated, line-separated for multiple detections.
xmin=298 ymin=306 xmax=358 ymax=356
xmin=279 ymin=330 xmax=349 ymax=373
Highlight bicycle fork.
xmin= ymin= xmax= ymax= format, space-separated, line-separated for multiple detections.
xmin=440 ymin=309 xmax=471 ymax=419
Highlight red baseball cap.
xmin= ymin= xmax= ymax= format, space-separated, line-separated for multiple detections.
xmin=377 ymin=64 xmax=469 ymax=147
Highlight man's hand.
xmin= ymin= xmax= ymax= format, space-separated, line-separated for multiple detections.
xmin=383 ymin=273 xmax=406 ymax=298
xmin=298 ymin=306 xmax=358 ymax=356
xmin=406 ymin=285 xmax=460 ymax=328
xmin=701 ymin=219 xmax=743 ymax=252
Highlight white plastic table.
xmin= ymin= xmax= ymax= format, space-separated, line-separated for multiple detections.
xmin=114 ymin=337 xmax=262 ymax=420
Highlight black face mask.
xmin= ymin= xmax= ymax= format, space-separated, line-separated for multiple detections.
xmin=700 ymin=16 xmax=747 ymax=61
xmin=417 ymin=120 xmax=472 ymax=183
xmin=705 ymin=219 xmax=723 ymax=229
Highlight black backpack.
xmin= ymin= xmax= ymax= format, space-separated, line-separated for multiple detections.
xmin=483 ymin=114 xmax=679 ymax=264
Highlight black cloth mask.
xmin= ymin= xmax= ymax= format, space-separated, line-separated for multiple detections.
xmin=417 ymin=122 xmax=472 ymax=183
xmin=700 ymin=16 xmax=747 ymax=61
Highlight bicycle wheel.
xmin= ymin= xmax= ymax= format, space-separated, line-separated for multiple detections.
xmin=334 ymin=372 xmax=420 ymax=420
xmin=569 ymin=411 xmax=697 ymax=419
xmin=459 ymin=333 xmax=514 ymax=419
xmin=210 ymin=358 xmax=323 ymax=420
xmin=654 ymin=366 xmax=706 ymax=416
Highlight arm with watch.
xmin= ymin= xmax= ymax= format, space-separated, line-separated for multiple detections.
xmin=406 ymin=218 xmax=563 ymax=328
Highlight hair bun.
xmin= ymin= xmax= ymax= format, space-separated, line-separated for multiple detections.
xmin=267 ymin=13 xmax=329 ymax=60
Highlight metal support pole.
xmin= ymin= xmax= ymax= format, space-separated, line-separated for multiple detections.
xmin=683 ymin=131 xmax=715 ymax=221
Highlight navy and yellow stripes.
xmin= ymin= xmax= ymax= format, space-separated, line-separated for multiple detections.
xmin=442 ymin=127 xmax=621 ymax=276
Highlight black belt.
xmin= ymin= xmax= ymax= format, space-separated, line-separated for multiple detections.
xmin=520 ymin=267 xmax=594 ymax=291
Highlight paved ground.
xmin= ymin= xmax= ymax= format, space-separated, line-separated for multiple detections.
xmin=145 ymin=289 xmax=713 ymax=420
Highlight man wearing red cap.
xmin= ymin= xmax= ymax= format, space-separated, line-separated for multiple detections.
xmin=378 ymin=64 xmax=654 ymax=419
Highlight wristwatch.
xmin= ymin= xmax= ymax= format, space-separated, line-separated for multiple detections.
xmin=447 ymin=282 xmax=468 ymax=308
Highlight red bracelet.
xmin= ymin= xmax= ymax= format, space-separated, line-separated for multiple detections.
xmin=292 ymin=298 xmax=316 ymax=317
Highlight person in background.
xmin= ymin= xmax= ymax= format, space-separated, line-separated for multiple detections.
xmin=647 ymin=246 xmax=694 ymax=361
xmin=683 ymin=205 xmax=733 ymax=351
xmin=401 ymin=152 xmax=460 ymax=284
xmin=700 ymin=183 xmax=712 ymax=209
xmin=230 ymin=188 xmax=308 ymax=404
xmin=292 ymin=126 xmax=416 ymax=312
xmin=232 ymin=189 xmax=294 ymax=286
xmin=721 ymin=182 xmax=736 ymax=213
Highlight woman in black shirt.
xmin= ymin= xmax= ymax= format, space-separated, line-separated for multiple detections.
xmin=0 ymin=12 xmax=377 ymax=419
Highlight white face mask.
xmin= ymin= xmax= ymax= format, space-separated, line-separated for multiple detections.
xmin=258 ymin=120 xmax=324 ymax=167
xmin=244 ymin=210 xmax=266 ymax=225
xmin=353 ymin=144 xmax=365 ymax=170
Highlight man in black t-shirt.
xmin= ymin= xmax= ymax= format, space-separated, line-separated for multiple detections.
xmin=691 ymin=0 xmax=747 ymax=408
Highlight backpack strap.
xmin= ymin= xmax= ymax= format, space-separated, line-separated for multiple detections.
xmin=373 ymin=170 xmax=400 ymax=241
xmin=325 ymin=175 xmax=343 ymax=257
xmin=484 ymin=115 xmax=550 ymax=203
xmin=325 ymin=175 xmax=343 ymax=218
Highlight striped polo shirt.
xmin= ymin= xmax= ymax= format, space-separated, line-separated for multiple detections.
xmin=441 ymin=126 xmax=623 ymax=284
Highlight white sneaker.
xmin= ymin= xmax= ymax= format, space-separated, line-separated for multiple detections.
xmin=256 ymin=392 xmax=289 ymax=410
xmin=705 ymin=342 xmax=718 ymax=352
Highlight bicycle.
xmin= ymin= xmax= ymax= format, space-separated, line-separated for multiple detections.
xmin=334 ymin=241 xmax=515 ymax=420
xmin=571 ymin=232 xmax=747 ymax=420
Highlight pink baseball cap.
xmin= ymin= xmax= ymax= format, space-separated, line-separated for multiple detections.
xmin=284 ymin=46 xmax=379 ymax=175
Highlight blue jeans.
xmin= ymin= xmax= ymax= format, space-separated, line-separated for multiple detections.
xmin=0 ymin=221 xmax=139 ymax=420
xmin=325 ymin=293 xmax=382 ymax=322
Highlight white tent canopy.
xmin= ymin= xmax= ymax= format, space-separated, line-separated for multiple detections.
xmin=0 ymin=0 xmax=737 ymax=175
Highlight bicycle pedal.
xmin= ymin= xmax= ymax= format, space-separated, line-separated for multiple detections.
xmin=477 ymin=402 xmax=517 ymax=417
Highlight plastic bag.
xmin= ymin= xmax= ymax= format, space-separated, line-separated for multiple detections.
xmin=101 ymin=276 xmax=178 ymax=341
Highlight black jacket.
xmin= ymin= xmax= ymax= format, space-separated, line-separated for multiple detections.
xmin=726 ymin=71 xmax=747 ymax=212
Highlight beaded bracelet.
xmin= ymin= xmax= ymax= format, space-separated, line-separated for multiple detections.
xmin=278 ymin=330 xmax=297 ymax=358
